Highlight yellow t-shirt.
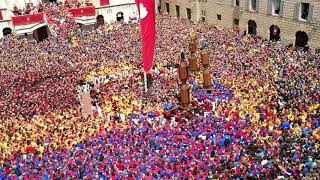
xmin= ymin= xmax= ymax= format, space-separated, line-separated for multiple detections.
xmin=294 ymin=126 xmax=301 ymax=136
xmin=39 ymin=145 xmax=44 ymax=154
xmin=288 ymin=112 xmax=295 ymax=121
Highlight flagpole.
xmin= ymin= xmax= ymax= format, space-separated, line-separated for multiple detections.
xmin=144 ymin=71 xmax=148 ymax=93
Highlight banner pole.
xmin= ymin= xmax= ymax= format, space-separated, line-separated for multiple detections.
xmin=144 ymin=71 xmax=148 ymax=93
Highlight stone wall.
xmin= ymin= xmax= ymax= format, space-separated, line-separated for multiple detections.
xmin=162 ymin=0 xmax=320 ymax=48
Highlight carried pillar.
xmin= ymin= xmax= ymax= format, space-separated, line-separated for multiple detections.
xmin=201 ymin=48 xmax=211 ymax=89
xmin=180 ymin=84 xmax=190 ymax=107
xmin=178 ymin=61 xmax=188 ymax=84
xmin=188 ymin=33 xmax=198 ymax=71
xmin=178 ymin=61 xmax=190 ymax=107
xmin=188 ymin=54 xmax=198 ymax=71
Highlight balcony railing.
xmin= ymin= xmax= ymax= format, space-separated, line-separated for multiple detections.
xmin=69 ymin=6 xmax=96 ymax=17
xmin=11 ymin=13 xmax=44 ymax=26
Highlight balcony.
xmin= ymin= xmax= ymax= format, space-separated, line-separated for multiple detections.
xmin=69 ymin=6 xmax=96 ymax=17
xmin=11 ymin=13 xmax=44 ymax=26
xmin=69 ymin=6 xmax=97 ymax=25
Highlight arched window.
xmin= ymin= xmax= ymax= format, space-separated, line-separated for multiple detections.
xmin=295 ymin=31 xmax=308 ymax=47
xmin=2 ymin=27 xmax=12 ymax=36
xmin=269 ymin=25 xmax=281 ymax=41
xmin=248 ymin=20 xmax=257 ymax=35
xmin=116 ymin=12 xmax=124 ymax=22
xmin=97 ymin=15 xmax=105 ymax=26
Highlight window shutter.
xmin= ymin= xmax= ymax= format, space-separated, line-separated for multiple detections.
xmin=279 ymin=0 xmax=285 ymax=17
xmin=0 ymin=10 xmax=3 ymax=20
xmin=308 ymin=5 xmax=314 ymax=21
xmin=246 ymin=0 xmax=249 ymax=11
xmin=267 ymin=0 xmax=272 ymax=15
xmin=232 ymin=0 xmax=234 ymax=6
xmin=294 ymin=3 xmax=300 ymax=20
xmin=256 ymin=0 xmax=260 ymax=13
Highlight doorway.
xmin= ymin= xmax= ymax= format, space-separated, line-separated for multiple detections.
xmin=187 ymin=8 xmax=191 ymax=20
xmin=176 ymin=5 xmax=180 ymax=18
xmin=97 ymin=15 xmax=104 ymax=27
xmin=116 ymin=12 xmax=124 ymax=22
xmin=2 ymin=27 xmax=12 ymax=36
xmin=295 ymin=31 xmax=308 ymax=47
xmin=248 ymin=20 xmax=257 ymax=35
xmin=33 ymin=26 xmax=49 ymax=42
xmin=269 ymin=25 xmax=280 ymax=41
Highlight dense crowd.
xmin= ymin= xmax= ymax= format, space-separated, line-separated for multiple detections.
xmin=12 ymin=1 xmax=89 ymax=37
xmin=0 ymin=13 xmax=319 ymax=179
xmin=11 ymin=0 xmax=90 ymax=16
xmin=12 ymin=2 xmax=44 ymax=16
xmin=44 ymin=2 xmax=79 ymax=37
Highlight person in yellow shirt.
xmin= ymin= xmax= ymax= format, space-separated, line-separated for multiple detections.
xmin=300 ymin=112 xmax=308 ymax=124
xmin=38 ymin=145 xmax=44 ymax=154
xmin=251 ymin=112 xmax=260 ymax=124
xmin=312 ymin=128 xmax=319 ymax=140
xmin=293 ymin=124 xmax=302 ymax=136
xmin=274 ymin=118 xmax=281 ymax=126
xmin=287 ymin=110 xmax=295 ymax=121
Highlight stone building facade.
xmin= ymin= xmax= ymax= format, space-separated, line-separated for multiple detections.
xmin=0 ymin=0 xmax=147 ymax=39
xmin=161 ymin=0 xmax=320 ymax=48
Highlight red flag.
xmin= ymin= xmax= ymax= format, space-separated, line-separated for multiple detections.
xmin=135 ymin=0 xmax=156 ymax=73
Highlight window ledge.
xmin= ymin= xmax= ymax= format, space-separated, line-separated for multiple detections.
xmin=247 ymin=10 xmax=258 ymax=13
xmin=298 ymin=18 xmax=309 ymax=22
xmin=269 ymin=14 xmax=284 ymax=18
xmin=265 ymin=14 xmax=283 ymax=19
xmin=295 ymin=19 xmax=314 ymax=25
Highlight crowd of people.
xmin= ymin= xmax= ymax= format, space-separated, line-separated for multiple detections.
xmin=45 ymin=2 xmax=79 ymax=37
xmin=12 ymin=0 xmax=90 ymax=37
xmin=11 ymin=0 xmax=91 ymax=16
xmin=12 ymin=2 xmax=44 ymax=16
xmin=0 ymin=13 xmax=319 ymax=179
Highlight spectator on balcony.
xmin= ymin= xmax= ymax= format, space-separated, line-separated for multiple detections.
xmin=24 ymin=3 xmax=32 ymax=15
xmin=85 ymin=0 xmax=92 ymax=6
xmin=12 ymin=5 xmax=21 ymax=16
xmin=38 ymin=2 xmax=44 ymax=12
xmin=64 ymin=0 xmax=71 ymax=8
xmin=11 ymin=3 xmax=44 ymax=16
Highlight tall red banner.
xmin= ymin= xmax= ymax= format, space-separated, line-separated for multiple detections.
xmin=135 ymin=0 xmax=156 ymax=73
xmin=0 ymin=11 xmax=3 ymax=20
